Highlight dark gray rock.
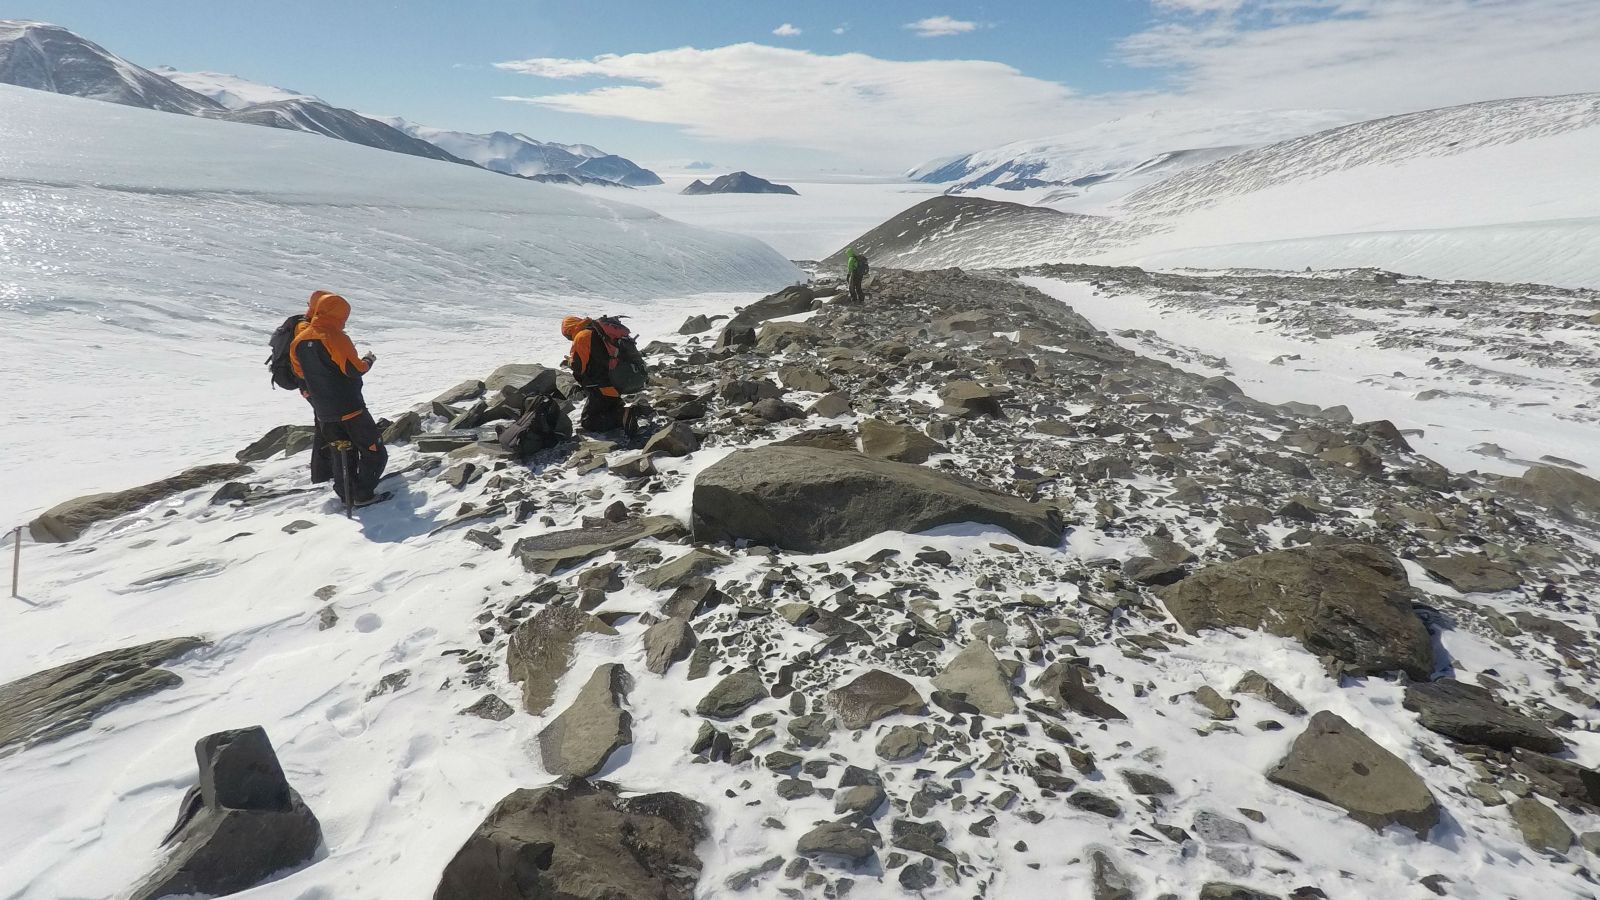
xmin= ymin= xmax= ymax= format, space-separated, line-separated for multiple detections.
xmin=434 ymin=777 xmax=707 ymax=900
xmin=643 ymin=422 xmax=699 ymax=457
xmin=643 ymin=618 xmax=696 ymax=675
xmin=1403 ymin=678 xmax=1563 ymax=752
xmin=635 ymin=549 xmax=730 ymax=591
xmin=460 ymin=694 xmax=515 ymax=721
xmin=30 ymin=463 xmax=252 ymax=542
xmin=130 ymin=727 xmax=321 ymax=900
xmin=876 ymin=725 xmax=932 ymax=761
xmin=696 ymin=670 xmax=767 ymax=719
xmin=507 ymin=607 xmax=617 ymax=715
xmin=1233 ymin=671 xmax=1307 ymax=716
xmin=938 ymin=380 xmax=1005 ymax=418
xmin=1159 ymin=544 xmax=1433 ymax=679
xmin=692 ymin=446 xmax=1062 ymax=553
xmin=796 ymin=822 xmax=881 ymax=864
xmin=1200 ymin=884 xmax=1282 ymax=900
xmin=381 ymin=410 xmax=423 ymax=444
xmin=827 ymin=669 xmax=926 ymax=729
xmin=858 ymin=418 xmax=946 ymax=464
xmin=1091 ymin=850 xmax=1137 ymax=900
xmin=1268 ymin=711 xmax=1440 ymax=836
xmin=1415 ymin=554 xmax=1523 ymax=593
xmin=512 ymin=516 xmax=686 ymax=575
xmin=1033 ymin=661 xmax=1126 ymax=721
xmin=0 ymin=637 xmax=206 ymax=754
xmin=236 ymin=424 xmax=315 ymax=462
xmin=729 ymin=285 xmax=815 ymax=329
xmin=778 ymin=365 xmax=836 ymax=394
xmin=539 ymin=664 xmax=632 ymax=778
xmin=1510 ymin=797 xmax=1575 ymax=853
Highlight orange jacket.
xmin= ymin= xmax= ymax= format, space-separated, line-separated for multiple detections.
xmin=292 ymin=293 xmax=372 ymax=421
xmin=562 ymin=316 xmax=618 ymax=397
xmin=291 ymin=293 xmax=369 ymax=380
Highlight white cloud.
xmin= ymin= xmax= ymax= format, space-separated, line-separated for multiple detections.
xmin=494 ymin=0 xmax=1600 ymax=171
xmin=496 ymin=44 xmax=1075 ymax=166
xmin=772 ymin=23 xmax=802 ymax=37
xmin=833 ymin=25 xmax=848 ymax=36
xmin=905 ymin=16 xmax=979 ymax=38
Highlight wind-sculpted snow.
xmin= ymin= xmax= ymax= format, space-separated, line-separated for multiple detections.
xmin=0 ymin=85 xmax=799 ymax=523
xmin=1123 ymin=93 xmax=1600 ymax=217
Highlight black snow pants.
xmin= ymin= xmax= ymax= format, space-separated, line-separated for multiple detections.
xmin=579 ymin=388 xmax=626 ymax=432
xmin=315 ymin=411 xmax=387 ymax=502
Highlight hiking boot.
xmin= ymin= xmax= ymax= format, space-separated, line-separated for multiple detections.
xmin=351 ymin=493 xmax=385 ymax=508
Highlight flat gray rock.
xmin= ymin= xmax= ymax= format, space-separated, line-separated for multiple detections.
xmin=539 ymin=664 xmax=632 ymax=778
xmin=696 ymin=669 xmax=767 ymax=719
xmin=827 ymin=669 xmax=926 ymax=730
xmin=30 ymin=464 xmax=251 ymax=542
xmin=931 ymin=640 xmax=1016 ymax=716
xmin=512 ymin=516 xmax=686 ymax=575
xmin=692 ymin=445 xmax=1062 ymax=553
xmin=1268 ymin=711 xmax=1440 ymax=836
xmin=507 ymin=607 xmax=617 ymax=715
xmin=642 ymin=618 xmax=696 ymax=675
xmin=0 ymin=637 xmax=206 ymax=755
xmin=1403 ymin=678 xmax=1563 ymax=752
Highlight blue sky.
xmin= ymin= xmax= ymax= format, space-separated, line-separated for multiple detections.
xmin=11 ymin=0 xmax=1600 ymax=174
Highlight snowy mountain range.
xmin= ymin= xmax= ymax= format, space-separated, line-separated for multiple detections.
xmin=375 ymin=118 xmax=662 ymax=186
xmin=0 ymin=20 xmax=658 ymax=187
xmin=867 ymin=93 xmax=1600 ymax=288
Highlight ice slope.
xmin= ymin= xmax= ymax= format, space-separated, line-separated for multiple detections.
xmin=0 ymin=85 xmax=801 ymax=527
xmin=378 ymin=117 xmax=662 ymax=185
xmin=906 ymin=107 xmax=1354 ymax=192
xmin=152 ymin=67 xmax=318 ymax=110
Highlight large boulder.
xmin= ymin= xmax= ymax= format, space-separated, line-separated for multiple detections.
xmin=728 ymin=285 xmax=815 ymax=329
xmin=484 ymin=363 xmax=559 ymax=394
xmin=696 ymin=669 xmax=767 ymax=719
xmin=1267 ymin=711 xmax=1440 ymax=836
xmin=1502 ymin=464 xmax=1600 ymax=517
xmin=827 ymin=669 xmax=926 ymax=730
xmin=0 ymin=637 xmax=206 ymax=754
xmin=1158 ymin=544 xmax=1433 ymax=679
xmin=433 ymin=777 xmax=708 ymax=900
xmin=1402 ymin=679 xmax=1563 ymax=752
xmin=236 ymin=424 xmax=315 ymax=462
xmin=1415 ymin=554 xmax=1523 ymax=593
xmin=512 ymin=516 xmax=686 ymax=575
xmin=931 ymin=641 xmax=1015 ymax=716
xmin=507 ymin=607 xmax=617 ymax=715
xmin=691 ymin=446 xmax=1062 ymax=553
xmin=539 ymin=665 xmax=632 ymax=778
xmin=130 ymin=727 xmax=322 ymax=900
xmin=30 ymin=464 xmax=252 ymax=542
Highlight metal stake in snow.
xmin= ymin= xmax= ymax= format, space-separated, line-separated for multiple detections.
xmin=10 ymin=526 xmax=19 ymax=599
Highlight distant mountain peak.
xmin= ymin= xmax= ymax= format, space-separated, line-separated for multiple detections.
xmin=681 ymin=171 xmax=799 ymax=196
xmin=0 ymin=18 xmax=222 ymax=115
xmin=152 ymin=66 xmax=317 ymax=110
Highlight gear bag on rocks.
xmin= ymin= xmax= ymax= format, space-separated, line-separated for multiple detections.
xmin=267 ymin=314 xmax=306 ymax=390
xmin=498 ymin=394 xmax=573 ymax=456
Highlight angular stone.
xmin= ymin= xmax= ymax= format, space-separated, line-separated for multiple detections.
xmin=1415 ymin=554 xmax=1523 ymax=593
xmin=30 ymin=464 xmax=252 ymax=542
xmin=507 ymin=607 xmax=617 ymax=715
xmin=810 ymin=392 xmax=852 ymax=418
xmin=1268 ymin=711 xmax=1440 ymax=836
xmin=692 ymin=446 xmax=1061 ymax=553
xmin=1091 ymin=850 xmax=1137 ymax=900
xmin=635 ymin=549 xmax=731 ymax=591
xmin=0 ymin=637 xmax=206 ymax=754
xmin=484 ymin=363 xmax=558 ymax=394
xmin=779 ymin=365 xmax=836 ymax=394
xmin=796 ymin=822 xmax=880 ymax=864
xmin=835 ymin=784 xmax=886 ymax=816
xmin=932 ymin=640 xmax=1016 ymax=716
xmin=1159 ymin=544 xmax=1433 ymax=679
xmin=1034 ymin=662 xmax=1126 ymax=721
xmin=696 ymin=670 xmax=767 ymax=719
xmin=938 ymin=380 xmax=1005 ymax=418
xmin=1403 ymin=679 xmax=1563 ymax=753
xmin=512 ymin=516 xmax=686 ymax=575
xmin=729 ymin=284 xmax=815 ymax=329
xmin=460 ymin=694 xmax=515 ymax=721
xmin=1200 ymin=884 xmax=1282 ymax=900
xmin=130 ymin=727 xmax=321 ymax=900
xmin=539 ymin=664 xmax=632 ymax=778
xmin=679 ymin=314 xmax=712 ymax=335
xmin=1503 ymin=464 xmax=1600 ymax=517
xmin=643 ymin=618 xmax=696 ymax=675
xmin=827 ymin=670 xmax=926 ymax=730
xmin=381 ymin=410 xmax=423 ymax=444
xmin=876 ymin=725 xmax=932 ymax=761
xmin=644 ymin=422 xmax=699 ymax=457
xmin=434 ymin=379 xmax=487 ymax=405
xmin=236 ymin=424 xmax=315 ymax=462
xmin=1233 ymin=671 xmax=1307 ymax=716
xmin=1511 ymin=797 xmax=1575 ymax=853
xmin=858 ymin=418 xmax=946 ymax=464
xmin=434 ymin=777 xmax=707 ymax=900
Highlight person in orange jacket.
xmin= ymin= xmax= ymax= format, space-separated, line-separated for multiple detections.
xmin=291 ymin=292 xmax=387 ymax=505
xmin=561 ymin=315 xmax=626 ymax=432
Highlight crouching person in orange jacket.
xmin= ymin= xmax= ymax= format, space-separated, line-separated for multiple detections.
xmin=291 ymin=292 xmax=388 ymax=506
xmin=561 ymin=315 xmax=627 ymax=432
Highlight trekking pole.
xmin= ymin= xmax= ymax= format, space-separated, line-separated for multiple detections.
xmin=330 ymin=440 xmax=355 ymax=518
xmin=11 ymin=526 xmax=20 ymax=599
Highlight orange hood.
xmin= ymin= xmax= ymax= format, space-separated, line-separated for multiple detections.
xmin=307 ymin=290 xmax=337 ymax=319
xmin=561 ymin=315 xmax=588 ymax=339
xmin=309 ymin=293 xmax=350 ymax=331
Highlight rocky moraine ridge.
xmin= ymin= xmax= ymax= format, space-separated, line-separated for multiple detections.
xmin=12 ymin=266 xmax=1600 ymax=898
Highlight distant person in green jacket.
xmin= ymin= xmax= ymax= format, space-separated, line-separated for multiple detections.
xmin=845 ymin=247 xmax=869 ymax=304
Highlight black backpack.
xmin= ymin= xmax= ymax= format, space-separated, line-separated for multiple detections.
xmin=588 ymin=316 xmax=650 ymax=395
xmin=857 ymin=255 xmax=870 ymax=277
xmin=267 ymin=314 xmax=306 ymax=390
xmin=498 ymin=395 xmax=573 ymax=456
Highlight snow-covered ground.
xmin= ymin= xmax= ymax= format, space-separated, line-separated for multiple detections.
xmin=0 ymin=85 xmax=801 ymax=528
xmin=1028 ymin=275 xmax=1600 ymax=477
xmin=598 ymin=175 xmax=942 ymax=262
